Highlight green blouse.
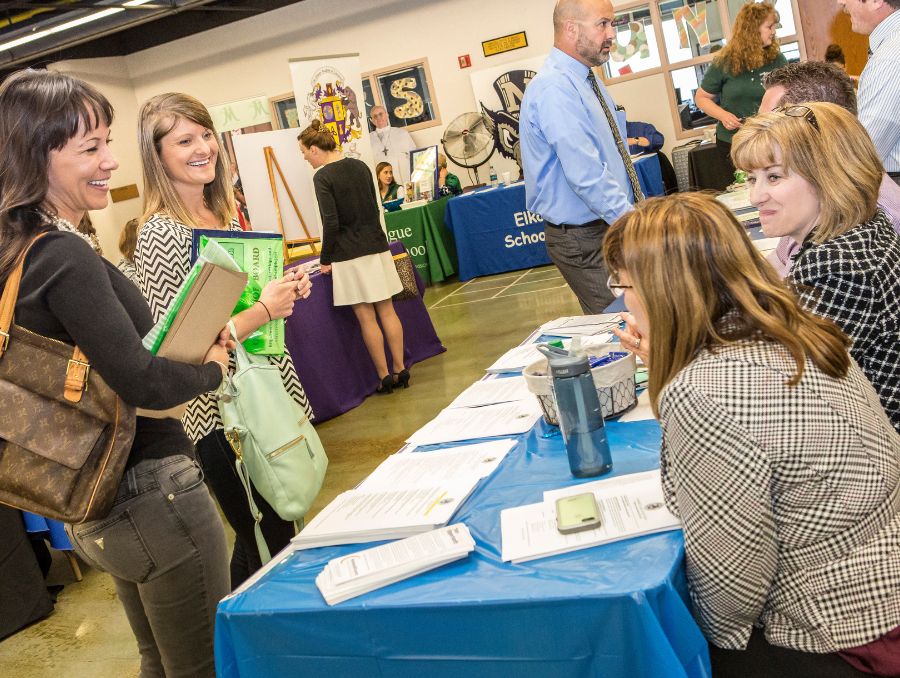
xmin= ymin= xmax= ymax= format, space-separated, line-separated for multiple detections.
xmin=700 ymin=53 xmax=788 ymax=143
xmin=380 ymin=182 xmax=400 ymax=203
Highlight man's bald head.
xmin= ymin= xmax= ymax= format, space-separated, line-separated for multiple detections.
xmin=553 ymin=0 xmax=616 ymax=66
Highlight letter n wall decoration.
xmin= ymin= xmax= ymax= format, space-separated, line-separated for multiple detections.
xmin=673 ymin=2 xmax=710 ymax=49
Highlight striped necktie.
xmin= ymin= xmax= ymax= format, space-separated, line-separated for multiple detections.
xmin=587 ymin=69 xmax=645 ymax=202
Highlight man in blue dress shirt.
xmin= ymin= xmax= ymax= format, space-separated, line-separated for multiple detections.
xmin=520 ymin=0 xmax=642 ymax=313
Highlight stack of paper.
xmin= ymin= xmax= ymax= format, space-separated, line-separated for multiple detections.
xmin=486 ymin=340 xmax=571 ymax=373
xmin=405 ymin=400 xmax=543 ymax=446
xmin=447 ymin=376 xmax=533 ymax=409
xmin=716 ymin=188 xmax=759 ymax=225
xmin=500 ymin=470 xmax=680 ymax=563
xmin=316 ymin=524 xmax=475 ymax=605
xmin=292 ymin=440 xmax=515 ymax=549
xmin=539 ymin=314 xmax=621 ymax=337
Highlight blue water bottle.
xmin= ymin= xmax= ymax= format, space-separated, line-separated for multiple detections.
xmin=549 ymin=354 xmax=613 ymax=478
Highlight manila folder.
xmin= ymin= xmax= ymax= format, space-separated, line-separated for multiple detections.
xmin=137 ymin=264 xmax=248 ymax=419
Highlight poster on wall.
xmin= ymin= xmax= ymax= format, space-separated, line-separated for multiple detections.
xmin=469 ymin=55 xmax=545 ymax=170
xmin=289 ymin=53 xmax=376 ymax=169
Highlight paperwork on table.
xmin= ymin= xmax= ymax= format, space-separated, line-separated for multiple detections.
xmin=716 ymin=187 xmax=759 ymax=225
xmin=447 ymin=376 xmax=533 ymax=409
xmin=406 ymin=400 xmax=543 ymax=446
xmin=316 ymin=524 xmax=475 ymax=605
xmin=500 ymin=470 xmax=680 ymax=563
xmin=752 ymin=236 xmax=780 ymax=259
xmin=293 ymin=440 xmax=515 ymax=549
xmin=539 ymin=313 xmax=621 ymax=337
xmin=486 ymin=340 xmax=571 ymax=373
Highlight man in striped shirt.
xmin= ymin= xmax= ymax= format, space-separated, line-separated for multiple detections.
xmin=839 ymin=0 xmax=900 ymax=184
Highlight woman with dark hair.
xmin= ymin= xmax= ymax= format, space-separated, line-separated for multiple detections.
xmin=134 ymin=92 xmax=314 ymax=588
xmin=375 ymin=161 xmax=401 ymax=203
xmin=606 ymin=192 xmax=900 ymax=678
xmin=0 ymin=70 xmax=231 ymax=676
xmin=694 ymin=1 xmax=786 ymax=189
xmin=299 ymin=119 xmax=408 ymax=393
xmin=117 ymin=217 xmax=141 ymax=287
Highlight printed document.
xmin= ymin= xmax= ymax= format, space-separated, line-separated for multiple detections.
xmin=447 ymin=376 xmax=533 ymax=409
xmin=406 ymin=400 xmax=543 ymax=446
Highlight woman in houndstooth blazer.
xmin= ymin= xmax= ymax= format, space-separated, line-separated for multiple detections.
xmin=733 ymin=102 xmax=900 ymax=432
xmin=605 ymin=193 xmax=900 ymax=678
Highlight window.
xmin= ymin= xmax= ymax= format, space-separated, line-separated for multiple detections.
xmin=362 ymin=58 xmax=442 ymax=133
xmin=602 ymin=0 xmax=805 ymax=139
xmin=602 ymin=5 xmax=661 ymax=79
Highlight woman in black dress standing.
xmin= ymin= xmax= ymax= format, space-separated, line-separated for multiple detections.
xmin=299 ymin=120 xmax=408 ymax=393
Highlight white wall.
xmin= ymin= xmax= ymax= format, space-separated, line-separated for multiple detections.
xmin=50 ymin=0 xmax=679 ymax=258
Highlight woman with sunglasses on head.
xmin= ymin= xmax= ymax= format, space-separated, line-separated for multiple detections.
xmin=732 ymin=101 xmax=900 ymax=431
xmin=134 ymin=93 xmax=314 ymax=588
xmin=694 ymin=1 xmax=786 ymax=190
xmin=607 ymin=192 xmax=900 ymax=678
xmin=0 ymin=70 xmax=233 ymax=677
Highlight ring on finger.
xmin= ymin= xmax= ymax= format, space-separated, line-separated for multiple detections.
xmin=634 ymin=337 xmax=641 ymax=349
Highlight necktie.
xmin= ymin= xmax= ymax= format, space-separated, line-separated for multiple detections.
xmin=587 ymin=69 xmax=645 ymax=202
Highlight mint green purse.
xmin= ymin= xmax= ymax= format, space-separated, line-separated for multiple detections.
xmin=218 ymin=322 xmax=328 ymax=562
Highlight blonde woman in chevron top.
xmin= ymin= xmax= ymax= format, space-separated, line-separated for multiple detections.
xmin=134 ymin=92 xmax=313 ymax=588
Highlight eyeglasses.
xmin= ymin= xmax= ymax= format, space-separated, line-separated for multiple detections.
xmin=607 ymin=275 xmax=632 ymax=298
xmin=775 ymin=104 xmax=820 ymax=133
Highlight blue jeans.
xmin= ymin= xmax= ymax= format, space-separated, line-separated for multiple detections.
xmin=66 ymin=455 xmax=229 ymax=677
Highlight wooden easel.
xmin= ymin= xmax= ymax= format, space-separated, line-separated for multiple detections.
xmin=263 ymin=145 xmax=320 ymax=262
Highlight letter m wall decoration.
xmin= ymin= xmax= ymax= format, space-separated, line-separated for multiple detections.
xmin=673 ymin=2 xmax=711 ymax=49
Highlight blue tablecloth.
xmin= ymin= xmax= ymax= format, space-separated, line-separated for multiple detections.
xmin=445 ymin=155 xmax=665 ymax=281
xmin=215 ymin=417 xmax=711 ymax=678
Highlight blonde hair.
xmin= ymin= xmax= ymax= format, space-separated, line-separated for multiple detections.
xmin=138 ymin=92 xmax=235 ymax=228
xmin=603 ymin=193 xmax=850 ymax=416
xmin=715 ymin=2 xmax=780 ymax=75
xmin=732 ymin=102 xmax=882 ymax=243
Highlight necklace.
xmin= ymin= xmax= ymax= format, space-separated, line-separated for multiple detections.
xmin=38 ymin=209 xmax=103 ymax=255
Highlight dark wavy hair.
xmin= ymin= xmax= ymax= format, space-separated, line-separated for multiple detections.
xmin=0 ymin=69 xmax=113 ymax=284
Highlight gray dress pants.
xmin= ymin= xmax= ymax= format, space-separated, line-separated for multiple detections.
xmin=543 ymin=221 xmax=615 ymax=313
xmin=67 ymin=455 xmax=229 ymax=678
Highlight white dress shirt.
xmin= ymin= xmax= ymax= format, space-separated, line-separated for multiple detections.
xmin=369 ymin=126 xmax=416 ymax=183
xmin=859 ymin=9 xmax=900 ymax=172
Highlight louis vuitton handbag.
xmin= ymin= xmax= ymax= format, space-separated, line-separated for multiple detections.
xmin=392 ymin=251 xmax=419 ymax=301
xmin=0 ymin=234 xmax=136 ymax=523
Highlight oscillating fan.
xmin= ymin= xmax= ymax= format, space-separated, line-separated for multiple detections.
xmin=441 ymin=112 xmax=495 ymax=183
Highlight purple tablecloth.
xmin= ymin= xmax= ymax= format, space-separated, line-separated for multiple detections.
xmin=285 ymin=242 xmax=445 ymax=422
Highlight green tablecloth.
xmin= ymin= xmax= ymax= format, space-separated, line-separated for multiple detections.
xmin=385 ymin=197 xmax=457 ymax=285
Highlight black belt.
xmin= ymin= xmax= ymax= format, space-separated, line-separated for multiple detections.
xmin=544 ymin=218 xmax=608 ymax=231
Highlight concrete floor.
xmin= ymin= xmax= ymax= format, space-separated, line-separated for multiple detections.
xmin=0 ymin=265 xmax=581 ymax=677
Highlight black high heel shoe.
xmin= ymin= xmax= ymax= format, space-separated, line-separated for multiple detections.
xmin=376 ymin=374 xmax=394 ymax=394
xmin=393 ymin=368 xmax=410 ymax=389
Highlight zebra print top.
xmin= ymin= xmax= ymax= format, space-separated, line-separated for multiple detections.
xmin=133 ymin=212 xmax=313 ymax=442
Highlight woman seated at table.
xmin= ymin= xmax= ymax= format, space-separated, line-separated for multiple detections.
xmin=732 ymin=102 xmax=900 ymax=430
xmin=376 ymin=161 xmax=402 ymax=203
xmin=134 ymin=92 xmax=314 ymax=588
xmin=438 ymin=153 xmax=462 ymax=196
xmin=606 ymin=192 xmax=900 ymax=678
xmin=300 ymin=120 xmax=409 ymax=393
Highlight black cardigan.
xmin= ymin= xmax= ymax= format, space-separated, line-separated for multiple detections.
xmin=12 ymin=231 xmax=222 ymax=466
xmin=313 ymin=158 xmax=390 ymax=265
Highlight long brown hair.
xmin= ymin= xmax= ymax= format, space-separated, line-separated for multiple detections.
xmin=138 ymin=92 xmax=234 ymax=228
xmin=603 ymin=193 xmax=850 ymax=416
xmin=0 ymin=70 xmax=113 ymax=285
xmin=732 ymin=102 xmax=882 ymax=244
xmin=714 ymin=1 xmax=780 ymax=76
xmin=375 ymin=161 xmax=395 ymax=192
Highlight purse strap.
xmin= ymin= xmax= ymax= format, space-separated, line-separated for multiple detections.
xmin=0 ymin=231 xmax=91 ymax=403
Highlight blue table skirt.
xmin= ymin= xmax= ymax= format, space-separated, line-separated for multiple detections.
xmin=22 ymin=513 xmax=72 ymax=550
xmin=444 ymin=155 xmax=665 ymax=282
xmin=215 ymin=418 xmax=711 ymax=678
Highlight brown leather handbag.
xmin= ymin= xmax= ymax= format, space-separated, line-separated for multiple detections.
xmin=0 ymin=234 xmax=136 ymax=524
xmin=392 ymin=251 xmax=419 ymax=301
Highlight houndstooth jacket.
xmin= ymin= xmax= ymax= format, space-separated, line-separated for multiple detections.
xmin=790 ymin=210 xmax=900 ymax=431
xmin=134 ymin=213 xmax=313 ymax=443
xmin=658 ymin=339 xmax=900 ymax=653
